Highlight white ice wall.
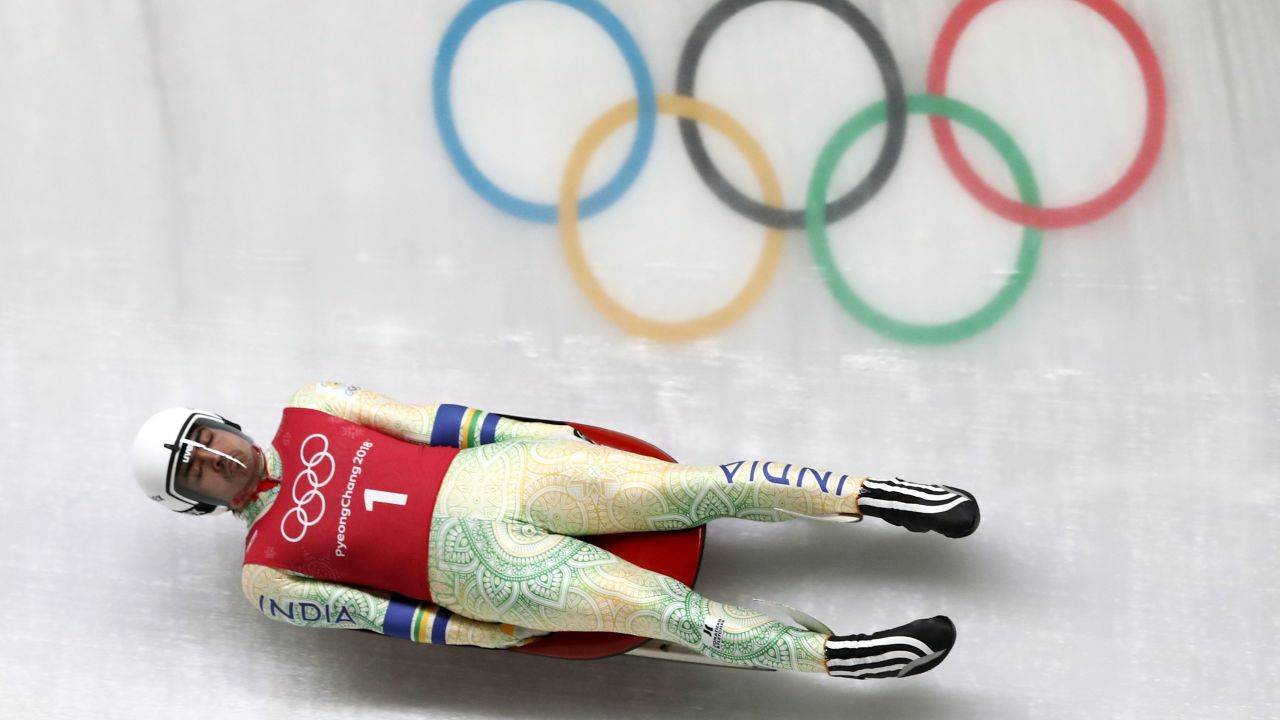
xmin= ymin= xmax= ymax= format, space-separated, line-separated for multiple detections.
xmin=0 ymin=1 xmax=1276 ymax=718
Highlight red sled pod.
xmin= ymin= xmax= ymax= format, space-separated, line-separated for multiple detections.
xmin=509 ymin=421 xmax=706 ymax=661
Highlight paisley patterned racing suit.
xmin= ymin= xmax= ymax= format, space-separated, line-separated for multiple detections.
xmin=239 ymin=381 xmax=865 ymax=672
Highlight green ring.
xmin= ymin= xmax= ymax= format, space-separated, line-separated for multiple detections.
xmin=806 ymin=94 xmax=1042 ymax=345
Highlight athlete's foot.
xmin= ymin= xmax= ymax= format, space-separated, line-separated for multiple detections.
xmin=855 ymin=478 xmax=980 ymax=538
xmin=825 ymin=616 xmax=956 ymax=680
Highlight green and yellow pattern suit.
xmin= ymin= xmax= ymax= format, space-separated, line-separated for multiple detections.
xmin=240 ymin=381 xmax=864 ymax=671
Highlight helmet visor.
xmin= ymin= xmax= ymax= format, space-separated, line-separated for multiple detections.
xmin=168 ymin=416 xmax=257 ymax=510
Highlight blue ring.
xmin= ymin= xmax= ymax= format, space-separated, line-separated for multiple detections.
xmin=432 ymin=0 xmax=657 ymax=223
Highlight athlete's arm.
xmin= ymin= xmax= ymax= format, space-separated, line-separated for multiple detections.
xmin=241 ymin=564 xmax=545 ymax=648
xmin=287 ymin=381 xmax=587 ymax=447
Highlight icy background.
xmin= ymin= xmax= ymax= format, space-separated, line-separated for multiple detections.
xmin=1 ymin=0 xmax=1277 ymax=718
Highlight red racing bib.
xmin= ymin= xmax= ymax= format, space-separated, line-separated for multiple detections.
xmin=243 ymin=407 xmax=458 ymax=602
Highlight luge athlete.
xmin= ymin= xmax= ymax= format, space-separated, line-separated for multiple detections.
xmin=131 ymin=381 xmax=979 ymax=679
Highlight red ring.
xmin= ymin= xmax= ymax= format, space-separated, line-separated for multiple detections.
xmin=926 ymin=0 xmax=1166 ymax=229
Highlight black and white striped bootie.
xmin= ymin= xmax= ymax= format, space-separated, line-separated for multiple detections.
xmin=825 ymin=616 xmax=956 ymax=680
xmin=856 ymin=478 xmax=980 ymax=538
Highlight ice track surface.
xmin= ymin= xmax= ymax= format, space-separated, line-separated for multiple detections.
xmin=0 ymin=1 xmax=1277 ymax=718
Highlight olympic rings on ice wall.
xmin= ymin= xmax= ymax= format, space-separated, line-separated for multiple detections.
xmin=431 ymin=0 xmax=1166 ymax=344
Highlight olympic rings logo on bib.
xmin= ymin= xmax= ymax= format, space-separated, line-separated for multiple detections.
xmin=432 ymin=0 xmax=1166 ymax=344
xmin=281 ymin=433 xmax=336 ymax=543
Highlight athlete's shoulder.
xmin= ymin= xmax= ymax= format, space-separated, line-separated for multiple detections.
xmin=286 ymin=381 xmax=363 ymax=411
xmin=241 ymin=563 xmax=287 ymax=607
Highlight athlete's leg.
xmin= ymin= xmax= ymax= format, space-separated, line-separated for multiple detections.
xmin=438 ymin=439 xmax=977 ymax=538
xmin=426 ymin=516 xmax=954 ymax=678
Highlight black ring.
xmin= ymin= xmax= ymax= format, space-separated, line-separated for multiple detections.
xmin=676 ymin=0 xmax=908 ymax=229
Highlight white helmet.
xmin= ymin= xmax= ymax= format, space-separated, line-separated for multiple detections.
xmin=132 ymin=407 xmax=254 ymax=516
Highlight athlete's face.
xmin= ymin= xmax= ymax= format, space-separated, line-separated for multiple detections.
xmin=179 ymin=426 xmax=261 ymax=509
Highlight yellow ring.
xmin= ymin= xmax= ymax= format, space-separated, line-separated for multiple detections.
xmin=559 ymin=94 xmax=784 ymax=342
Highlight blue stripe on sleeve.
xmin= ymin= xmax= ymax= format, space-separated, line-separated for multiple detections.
xmin=431 ymin=607 xmax=452 ymax=645
xmin=430 ymin=404 xmax=467 ymax=447
xmin=383 ymin=595 xmax=416 ymax=640
xmin=480 ymin=413 xmax=502 ymax=445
